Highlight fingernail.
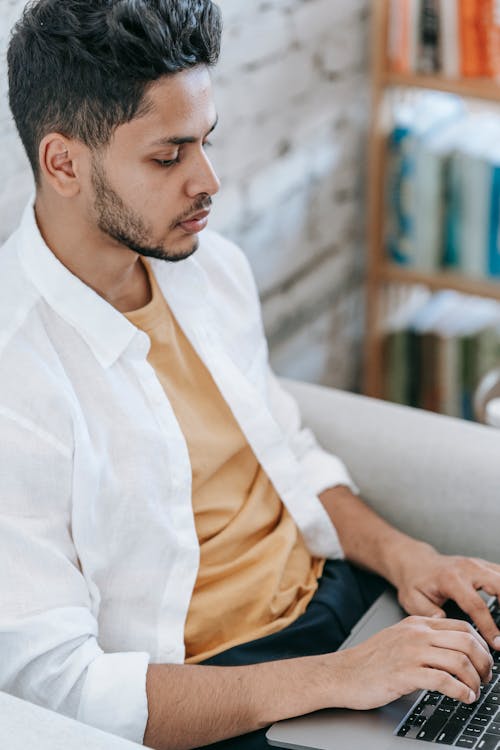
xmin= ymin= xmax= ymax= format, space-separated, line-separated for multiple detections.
xmin=469 ymin=690 xmax=477 ymax=703
xmin=493 ymin=636 xmax=500 ymax=650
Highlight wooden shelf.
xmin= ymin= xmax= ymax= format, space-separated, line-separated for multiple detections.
xmin=364 ymin=0 xmax=500 ymax=399
xmin=376 ymin=264 xmax=500 ymax=300
xmin=384 ymin=72 xmax=500 ymax=102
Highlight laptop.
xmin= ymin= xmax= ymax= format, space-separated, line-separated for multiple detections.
xmin=266 ymin=589 xmax=500 ymax=750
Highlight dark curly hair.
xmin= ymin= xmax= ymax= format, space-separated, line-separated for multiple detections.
xmin=7 ymin=0 xmax=222 ymax=184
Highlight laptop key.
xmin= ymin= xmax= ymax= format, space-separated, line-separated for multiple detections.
xmin=489 ymin=724 xmax=500 ymax=736
xmin=462 ymin=727 xmax=485 ymax=738
xmin=442 ymin=698 xmax=461 ymax=709
xmin=407 ymin=712 xmax=426 ymax=726
xmin=469 ymin=724 xmax=490 ymax=733
xmin=476 ymin=734 xmax=500 ymax=750
xmin=472 ymin=717 xmax=493 ymax=728
xmin=397 ymin=723 xmax=422 ymax=739
xmin=416 ymin=709 xmax=453 ymax=741
xmin=485 ymin=697 xmax=500 ymax=708
xmin=436 ymin=720 xmax=466 ymax=744
xmin=455 ymin=737 xmax=478 ymax=748
xmin=456 ymin=708 xmax=476 ymax=719
xmin=477 ymin=706 xmax=498 ymax=718
xmin=421 ymin=692 xmax=444 ymax=707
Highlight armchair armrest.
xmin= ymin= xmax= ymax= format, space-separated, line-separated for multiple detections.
xmin=281 ymin=378 xmax=500 ymax=563
xmin=0 ymin=690 xmax=144 ymax=750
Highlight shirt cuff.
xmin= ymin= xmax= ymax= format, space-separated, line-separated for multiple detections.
xmin=77 ymin=651 xmax=150 ymax=744
xmin=300 ymin=448 xmax=360 ymax=499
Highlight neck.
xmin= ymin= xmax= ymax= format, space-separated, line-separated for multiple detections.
xmin=34 ymin=191 xmax=152 ymax=313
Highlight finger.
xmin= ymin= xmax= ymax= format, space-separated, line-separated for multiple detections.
xmin=471 ymin=558 xmax=500 ymax=576
xmin=419 ymin=667 xmax=478 ymax=705
xmin=424 ymin=646 xmax=482 ymax=698
xmin=427 ymin=617 xmax=490 ymax=655
xmin=429 ymin=630 xmax=493 ymax=683
xmin=452 ymin=587 xmax=500 ymax=650
xmin=403 ymin=589 xmax=445 ymax=618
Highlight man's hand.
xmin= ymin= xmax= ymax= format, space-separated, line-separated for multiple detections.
xmin=319 ymin=487 xmax=500 ymax=651
xmin=331 ymin=615 xmax=493 ymax=710
xmin=389 ymin=541 xmax=500 ymax=650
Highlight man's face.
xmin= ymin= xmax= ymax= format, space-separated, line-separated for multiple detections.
xmin=88 ymin=66 xmax=220 ymax=263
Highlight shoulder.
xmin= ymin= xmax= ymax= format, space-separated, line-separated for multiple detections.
xmin=0 ymin=232 xmax=40 ymax=359
xmin=0 ymin=234 xmax=74 ymax=446
xmin=197 ymin=229 xmax=258 ymax=301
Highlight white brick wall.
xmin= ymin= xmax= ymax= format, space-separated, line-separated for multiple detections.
xmin=0 ymin=0 xmax=371 ymax=391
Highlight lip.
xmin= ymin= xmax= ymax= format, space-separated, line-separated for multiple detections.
xmin=177 ymin=210 xmax=210 ymax=234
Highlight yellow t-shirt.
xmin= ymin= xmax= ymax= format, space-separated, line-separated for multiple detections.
xmin=125 ymin=262 xmax=325 ymax=663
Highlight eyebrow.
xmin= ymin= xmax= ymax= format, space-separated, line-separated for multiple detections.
xmin=148 ymin=116 xmax=219 ymax=148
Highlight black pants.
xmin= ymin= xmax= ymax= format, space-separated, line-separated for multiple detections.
xmin=198 ymin=560 xmax=387 ymax=750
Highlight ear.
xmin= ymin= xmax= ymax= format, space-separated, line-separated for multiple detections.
xmin=38 ymin=134 xmax=85 ymax=197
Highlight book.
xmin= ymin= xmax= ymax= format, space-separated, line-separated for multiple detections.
xmin=487 ymin=161 xmax=500 ymax=277
xmin=443 ymin=150 xmax=462 ymax=268
xmin=476 ymin=324 xmax=500 ymax=379
xmin=386 ymin=93 xmax=466 ymax=267
xmin=457 ymin=150 xmax=491 ymax=277
xmin=390 ymin=0 xmax=500 ymax=79
xmin=437 ymin=334 xmax=462 ymax=416
xmin=419 ymin=331 xmax=441 ymax=410
xmin=453 ymin=112 xmax=500 ymax=276
xmin=386 ymin=123 xmax=415 ymax=265
xmin=383 ymin=292 xmax=500 ymax=420
xmin=439 ymin=0 xmax=460 ymax=77
xmin=413 ymin=115 xmax=470 ymax=270
xmin=384 ymin=330 xmax=411 ymax=404
xmin=459 ymin=0 xmax=482 ymax=77
xmin=409 ymin=0 xmax=424 ymax=72
xmin=418 ymin=0 xmax=441 ymax=73
xmin=487 ymin=0 xmax=500 ymax=80
xmin=389 ymin=0 xmax=411 ymax=73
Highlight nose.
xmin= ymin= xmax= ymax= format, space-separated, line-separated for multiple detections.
xmin=185 ymin=148 xmax=221 ymax=199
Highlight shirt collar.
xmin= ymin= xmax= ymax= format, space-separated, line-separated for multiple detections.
xmin=16 ymin=197 xmax=142 ymax=369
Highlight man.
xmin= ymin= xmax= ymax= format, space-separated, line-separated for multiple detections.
xmin=1 ymin=2 xmax=499 ymax=750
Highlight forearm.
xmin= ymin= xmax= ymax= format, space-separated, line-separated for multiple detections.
xmin=319 ymin=485 xmax=435 ymax=586
xmin=144 ymin=654 xmax=337 ymax=750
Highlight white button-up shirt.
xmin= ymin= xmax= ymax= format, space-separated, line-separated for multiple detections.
xmin=0 ymin=200 xmax=357 ymax=744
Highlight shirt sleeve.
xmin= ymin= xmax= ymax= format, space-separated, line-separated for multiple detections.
xmin=0 ymin=410 xmax=150 ymax=744
xmin=266 ymin=368 xmax=360 ymax=499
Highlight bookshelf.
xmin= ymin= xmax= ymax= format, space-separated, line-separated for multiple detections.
xmin=364 ymin=0 xmax=500 ymax=399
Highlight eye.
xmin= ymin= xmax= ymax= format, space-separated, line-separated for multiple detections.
xmin=154 ymin=155 xmax=180 ymax=168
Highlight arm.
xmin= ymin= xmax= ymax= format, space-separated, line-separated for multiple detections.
xmin=144 ymin=492 xmax=494 ymax=750
xmin=0 ymin=411 xmax=149 ymax=743
xmin=318 ymin=484 xmax=428 ymax=584
xmin=144 ymin=655 xmax=337 ymax=750
xmin=144 ymin=615 xmax=492 ymax=750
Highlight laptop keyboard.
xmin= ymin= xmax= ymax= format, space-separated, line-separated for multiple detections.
xmin=396 ymin=599 xmax=500 ymax=748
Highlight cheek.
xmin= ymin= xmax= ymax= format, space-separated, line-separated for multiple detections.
xmin=113 ymin=162 xmax=185 ymax=231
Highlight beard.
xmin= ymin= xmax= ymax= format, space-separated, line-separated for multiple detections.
xmin=90 ymin=157 xmax=211 ymax=263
